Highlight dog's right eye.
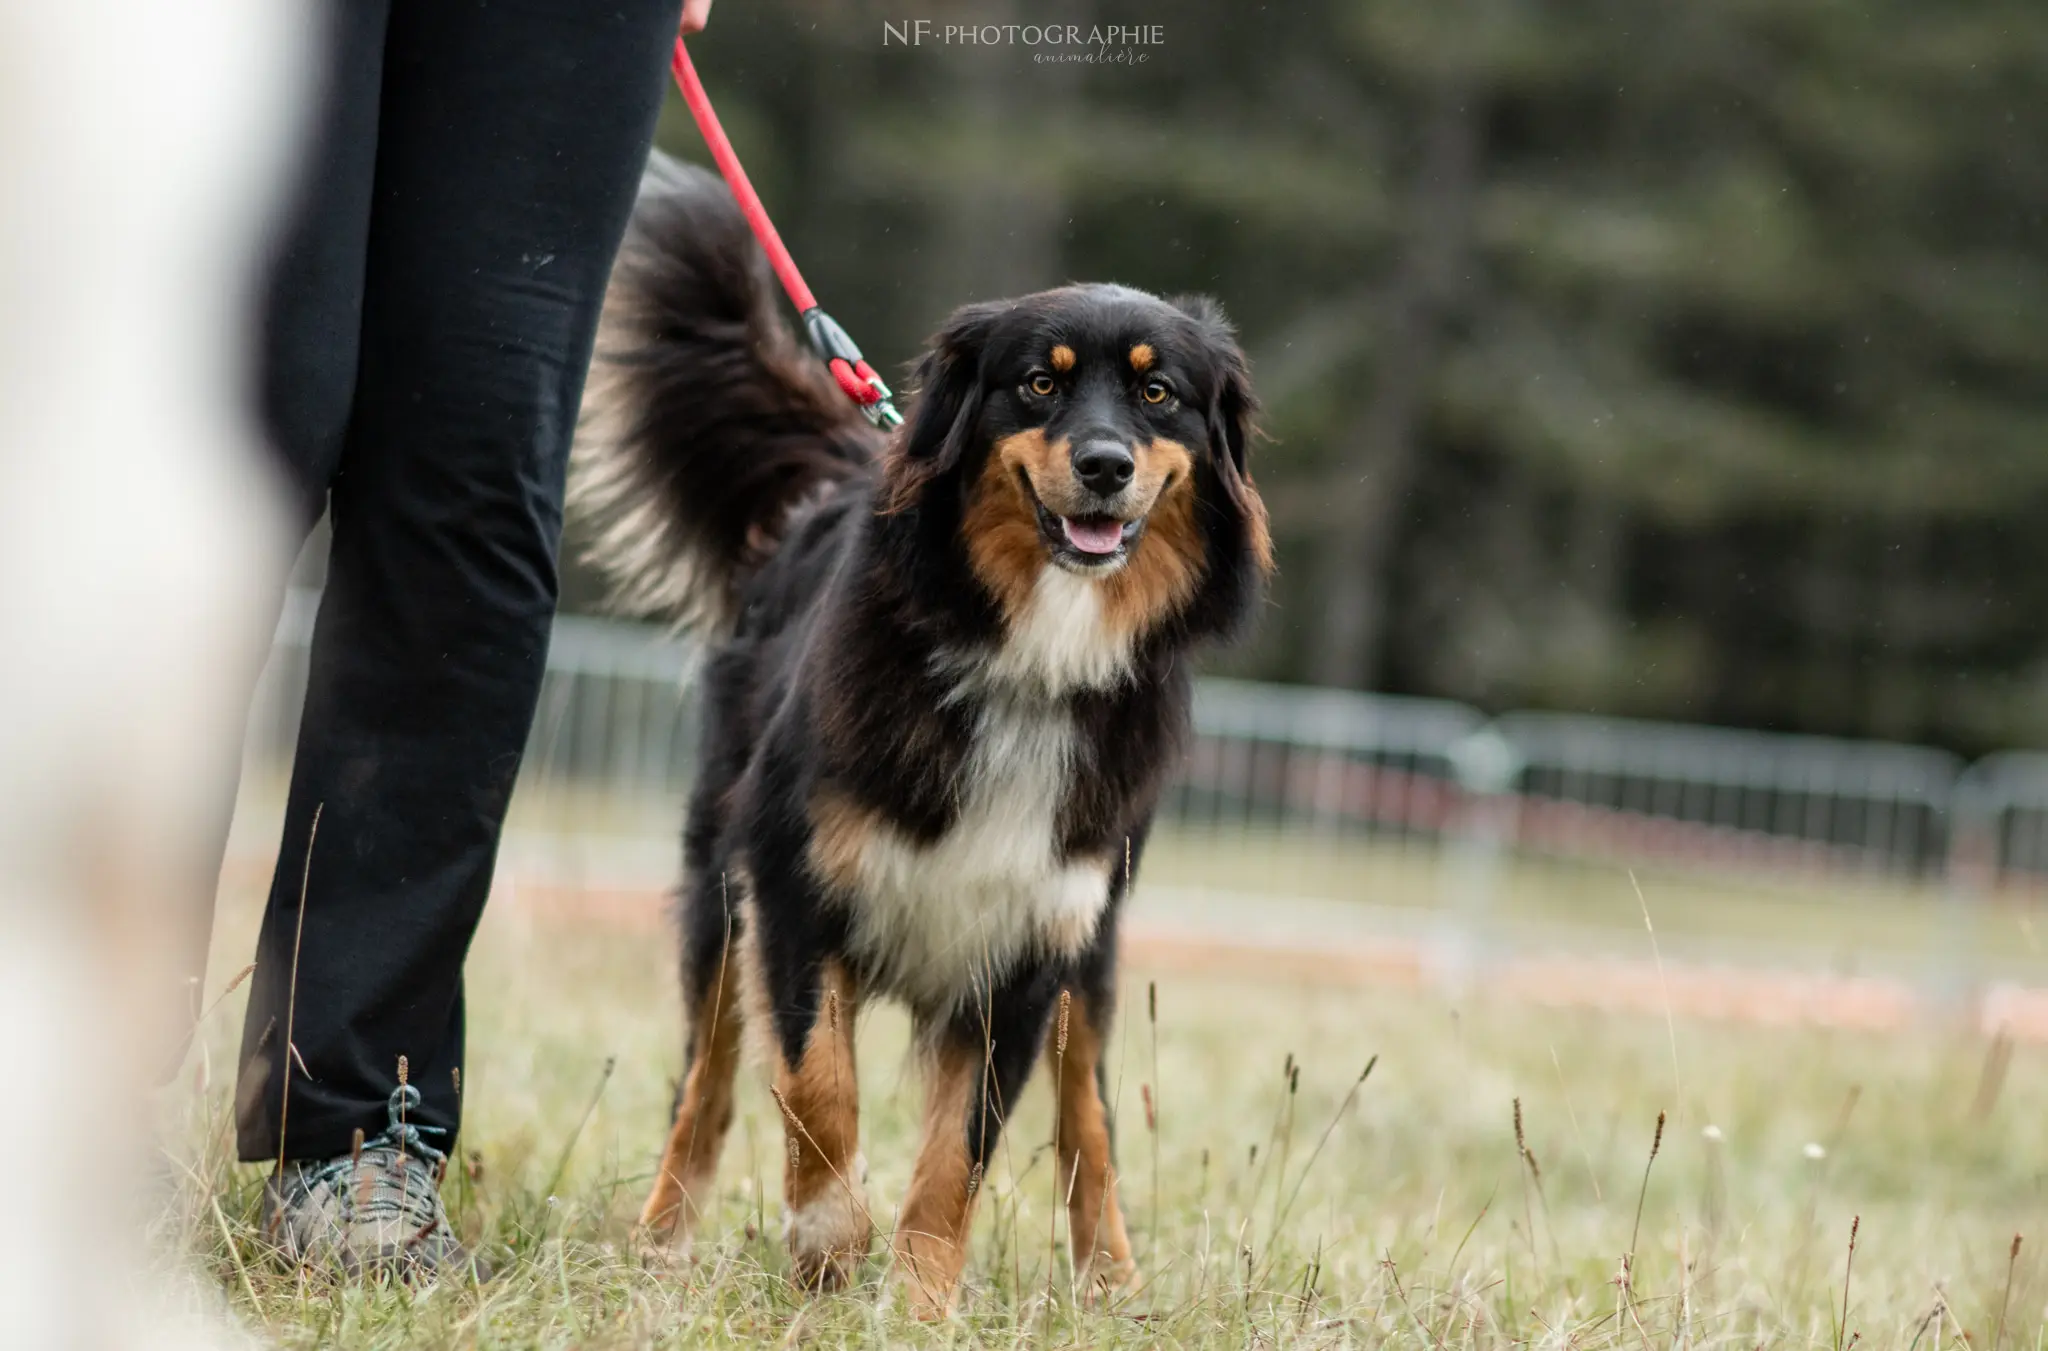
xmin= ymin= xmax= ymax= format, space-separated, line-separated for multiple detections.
xmin=1027 ymin=373 xmax=1057 ymax=397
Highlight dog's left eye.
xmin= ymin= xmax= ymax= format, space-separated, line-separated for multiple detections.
xmin=1142 ymin=378 xmax=1173 ymax=405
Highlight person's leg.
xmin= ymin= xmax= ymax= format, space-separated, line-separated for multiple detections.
xmin=235 ymin=0 xmax=679 ymax=1166
xmin=230 ymin=0 xmax=388 ymax=1155
xmin=257 ymin=0 xmax=388 ymax=516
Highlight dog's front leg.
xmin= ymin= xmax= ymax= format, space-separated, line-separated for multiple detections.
xmin=892 ymin=1033 xmax=986 ymax=1316
xmin=1053 ymin=989 xmax=1140 ymax=1299
xmin=894 ymin=973 xmax=1060 ymax=1318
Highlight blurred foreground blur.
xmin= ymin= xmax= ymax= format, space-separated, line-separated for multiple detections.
xmin=0 ymin=1 xmax=299 ymax=1346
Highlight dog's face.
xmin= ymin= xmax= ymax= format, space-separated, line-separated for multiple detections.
xmin=888 ymin=284 xmax=1272 ymax=647
xmin=977 ymin=304 xmax=1214 ymax=575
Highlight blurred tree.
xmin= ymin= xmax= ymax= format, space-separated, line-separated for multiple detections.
xmin=564 ymin=0 xmax=2048 ymax=753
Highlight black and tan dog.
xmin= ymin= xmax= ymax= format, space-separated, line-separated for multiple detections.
xmin=573 ymin=153 xmax=1271 ymax=1315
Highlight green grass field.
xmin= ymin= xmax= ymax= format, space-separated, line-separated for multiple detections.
xmin=168 ymin=866 xmax=2048 ymax=1349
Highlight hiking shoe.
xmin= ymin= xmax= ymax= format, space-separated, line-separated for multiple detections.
xmin=260 ymin=1084 xmax=489 ymax=1282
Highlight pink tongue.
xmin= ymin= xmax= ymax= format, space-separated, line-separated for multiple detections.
xmin=1061 ymin=516 xmax=1125 ymax=555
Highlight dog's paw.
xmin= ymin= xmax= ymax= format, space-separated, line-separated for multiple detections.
xmin=786 ymin=1191 xmax=870 ymax=1292
xmin=1081 ymin=1254 xmax=1143 ymax=1306
xmin=888 ymin=1226 xmax=971 ymax=1320
xmin=633 ymin=1226 xmax=690 ymax=1271
xmin=890 ymin=1264 xmax=959 ymax=1322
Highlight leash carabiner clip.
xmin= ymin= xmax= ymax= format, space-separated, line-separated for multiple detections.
xmin=803 ymin=307 xmax=904 ymax=430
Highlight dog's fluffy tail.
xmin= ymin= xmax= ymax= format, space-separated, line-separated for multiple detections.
xmin=571 ymin=152 xmax=881 ymax=633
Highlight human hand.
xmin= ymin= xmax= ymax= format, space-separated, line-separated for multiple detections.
xmin=681 ymin=0 xmax=713 ymax=35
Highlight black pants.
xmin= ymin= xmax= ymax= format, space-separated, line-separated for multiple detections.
xmin=235 ymin=0 xmax=676 ymax=1164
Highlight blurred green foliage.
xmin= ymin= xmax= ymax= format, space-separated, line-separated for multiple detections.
xmin=565 ymin=0 xmax=2048 ymax=753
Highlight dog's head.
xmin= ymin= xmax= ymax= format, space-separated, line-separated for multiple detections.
xmin=886 ymin=284 xmax=1272 ymax=654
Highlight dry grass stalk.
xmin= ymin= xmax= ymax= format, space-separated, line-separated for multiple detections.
xmin=763 ymin=1084 xmax=868 ymax=1230
xmin=1267 ymin=1056 xmax=1377 ymax=1253
xmin=396 ymin=1054 xmax=411 ymax=1176
xmin=196 ymin=961 xmax=257 ymax=1027
xmin=1836 ymin=1213 xmax=1860 ymax=1351
xmin=1628 ymin=1109 xmax=1666 ymax=1263
xmin=542 ymin=1054 xmax=617 ymax=1206
xmin=1147 ymin=973 xmax=1162 ymax=1264
xmin=1972 ymin=1027 xmax=2014 ymax=1120
xmin=1513 ymin=1096 xmax=1552 ymax=1262
xmin=1550 ymin=1042 xmax=1603 ymax=1201
xmin=1994 ymin=1232 xmax=2022 ymax=1351
xmin=1629 ymin=870 xmax=1686 ymax=1125
xmin=1382 ymin=1251 xmax=1448 ymax=1351
xmin=274 ymin=802 xmax=323 ymax=1177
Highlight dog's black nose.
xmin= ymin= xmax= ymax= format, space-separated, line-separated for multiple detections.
xmin=1071 ymin=439 xmax=1136 ymax=495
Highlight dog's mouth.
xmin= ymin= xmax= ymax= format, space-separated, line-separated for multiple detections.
xmin=1021 ymin=473 xmax=1146 ymax=570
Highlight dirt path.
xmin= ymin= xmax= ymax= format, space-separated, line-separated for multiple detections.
xmin=401 ymin=864 xmax=2047 ymax=1043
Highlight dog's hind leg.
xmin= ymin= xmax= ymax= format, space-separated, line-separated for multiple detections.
xmin=641 ymin=744 xmax=756 ymax=1250
xmin=638 ymin=945 xmax=741 ymax=1249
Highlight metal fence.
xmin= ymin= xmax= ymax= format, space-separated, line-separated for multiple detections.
xmin=243 ymin=591 xmax=2048 ymax=890
xmin=1170 ymin=679 xmax=1481 ymax=846
xmin=1492 ymin=712 xmax=1961 ymax=880
xmin=1954 ymin=752 xmax=2048 ymax=885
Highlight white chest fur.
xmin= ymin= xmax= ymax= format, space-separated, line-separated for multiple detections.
xmin=834 ymin=692 xmax=1111 ymax=1012
xmin=984 ymin=564 xmax=1133 ymax=696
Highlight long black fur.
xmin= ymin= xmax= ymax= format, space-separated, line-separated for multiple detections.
xmin=571 ymin=153 xmax=882 ymax=631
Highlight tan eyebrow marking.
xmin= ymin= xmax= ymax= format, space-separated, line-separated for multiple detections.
xmin=1049 ymin=344 xmax=1076 ymax=372
xmin=1128 ymin=343 xmax=1155 ymax=372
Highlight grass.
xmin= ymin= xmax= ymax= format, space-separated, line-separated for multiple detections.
xmin=163 ymin=868 xmax=2048 ymax=1348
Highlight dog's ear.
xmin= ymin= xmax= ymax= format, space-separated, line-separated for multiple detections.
xmin=1208 ymin=341 xmax=1256 ymax=488
xmin=885 ymin=300 xmax=1008 ymax=509
xmin=1172 ymin=295 xmax=1260 ymax=488
xmin=1171 ymin=294 xmax=1255 ymax=477
xmin=1172 ymin=293 xmax=1272 ymax=570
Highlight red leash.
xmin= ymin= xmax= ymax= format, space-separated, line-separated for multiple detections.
xmin=670 ymin=37 xmax=902 ymax=429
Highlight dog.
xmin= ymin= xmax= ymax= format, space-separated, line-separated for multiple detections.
xmin=572 ymin=152 xmax=1271 ymax=1316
